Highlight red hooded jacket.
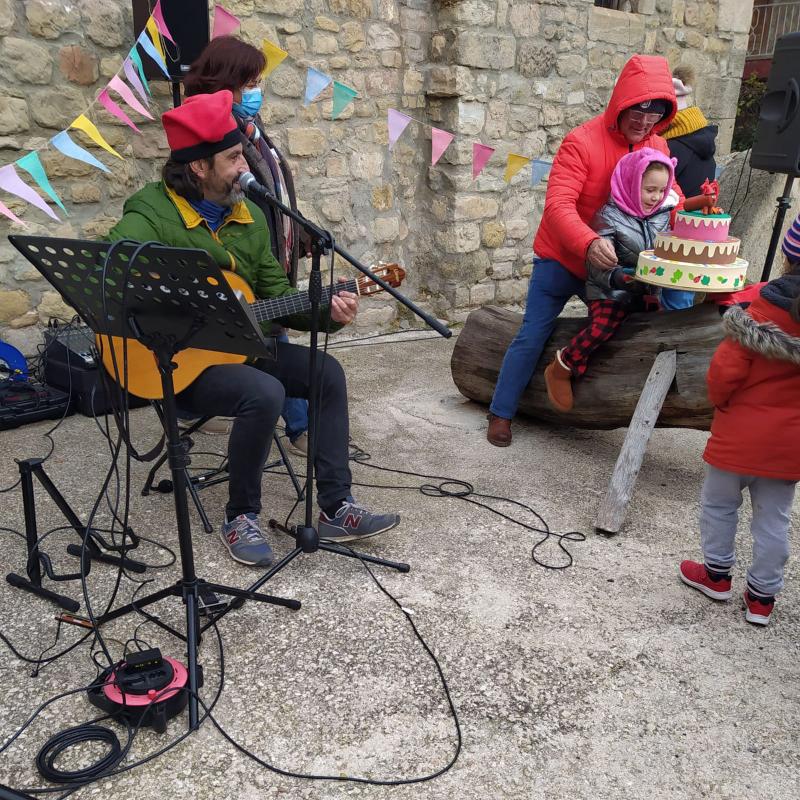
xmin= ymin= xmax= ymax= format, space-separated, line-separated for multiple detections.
xmin=533 ymin=55 xmax=680 ymax=279
xmin=704 ymin=274 xmax=800 ymax=481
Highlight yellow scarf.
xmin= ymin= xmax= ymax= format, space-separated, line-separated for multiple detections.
xmin=664 ymin=106 xmax=710 ymax=140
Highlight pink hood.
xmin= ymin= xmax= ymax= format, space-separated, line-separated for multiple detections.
xmin=610 ymin=147 xmax=677 ymax=218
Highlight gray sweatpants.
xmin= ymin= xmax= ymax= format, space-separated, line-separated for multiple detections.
xmin=700 ymin=464 xmax=796 ymax=597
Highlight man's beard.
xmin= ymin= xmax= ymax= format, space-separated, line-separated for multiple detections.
xmin=225 ymin=185 xmax=245 ymax=205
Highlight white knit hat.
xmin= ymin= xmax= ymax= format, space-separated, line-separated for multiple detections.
xmin=672 ymin=76 xmax=692 ymax=111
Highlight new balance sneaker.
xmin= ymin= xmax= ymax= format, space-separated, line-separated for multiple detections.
xmin=220 ymin=514 xmax=274 ymax=566
xmin=743 ymin=590 xmax=774 ymax=626
xmin=679 ymin=560 xmax=732 ymax=600
xmin=318 ymin=501 xmax=400 ymax=543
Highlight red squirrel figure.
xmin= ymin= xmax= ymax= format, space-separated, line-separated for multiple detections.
xmin=683 ymin=178 xmax=722 ymax=215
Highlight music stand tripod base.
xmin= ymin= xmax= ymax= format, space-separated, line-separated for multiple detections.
xmin=8 ymin=235 xmax=301 ymax=731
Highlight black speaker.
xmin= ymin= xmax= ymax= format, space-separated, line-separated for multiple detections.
xmin=750 ymin=32 xmax=800 ymax=176
xmin=131 ymin=0 xmax=210 ymax=81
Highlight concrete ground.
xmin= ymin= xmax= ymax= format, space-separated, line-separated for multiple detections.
xmin=0 ymin=331 xmax=798 ymax=799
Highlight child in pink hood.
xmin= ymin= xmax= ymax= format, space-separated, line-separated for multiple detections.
xmin=544 ymin=148 xmax=682 ymax=412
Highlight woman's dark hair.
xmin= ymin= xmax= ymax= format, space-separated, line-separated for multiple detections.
xmin=161 ymin=158 xmax=210 ymax=201
xmin=183 ymin=36 xmax=266 ymax=97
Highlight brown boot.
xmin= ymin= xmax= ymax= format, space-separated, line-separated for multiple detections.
xmin=486 ymin=413 xmax=512 ymax=447
xmin=544 ymin=350 xmax=574 ymax=412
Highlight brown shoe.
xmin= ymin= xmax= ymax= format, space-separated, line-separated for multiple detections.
xmin=544 ymin=350 xmax=574 ymax=412
xmin=486 ymin=413 xmax=512 ymax=447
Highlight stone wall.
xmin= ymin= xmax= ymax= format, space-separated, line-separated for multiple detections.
xmin=0 ymin=0 xmax=753 ymax=353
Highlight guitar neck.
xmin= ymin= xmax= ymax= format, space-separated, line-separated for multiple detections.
xmin=249 ymin=278 xmax=359 ymax=324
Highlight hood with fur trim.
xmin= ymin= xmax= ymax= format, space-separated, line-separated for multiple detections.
xmin=723 ymin=304 xmax=800 ymax=365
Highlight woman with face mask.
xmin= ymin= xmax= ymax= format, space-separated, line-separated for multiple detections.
xmin=184 ymin=36 xmax=310 ymax=455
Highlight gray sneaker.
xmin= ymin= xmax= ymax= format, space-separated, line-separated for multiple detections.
xmin=318 ymin=501 xmax=400 ymax=543
xmin=220 ymin=514 xmax=274 ymax=566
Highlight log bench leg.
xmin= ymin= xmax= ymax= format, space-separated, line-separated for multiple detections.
xmin=594 ymin=349 xmax=678 ymax=534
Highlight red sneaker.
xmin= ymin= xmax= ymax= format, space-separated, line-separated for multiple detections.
xmin=743 ymin=591 xmax=774 ymax=626
xmin=679 ymin=560 xmax=732 ymax=600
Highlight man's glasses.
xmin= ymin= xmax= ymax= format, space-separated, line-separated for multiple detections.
xmin=627 ymin=109 xmax=663 ymax=125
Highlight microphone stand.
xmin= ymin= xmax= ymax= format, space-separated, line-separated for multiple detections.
xmin=204 ymin=175 xmax=451 ymax=628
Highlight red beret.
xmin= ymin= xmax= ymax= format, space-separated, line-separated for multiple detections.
xmin=162 ymin=90 xmax=239 ymax=163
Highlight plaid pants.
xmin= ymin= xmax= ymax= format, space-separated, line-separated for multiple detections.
xmin=560 ymin=299 xmax=628 ymax=377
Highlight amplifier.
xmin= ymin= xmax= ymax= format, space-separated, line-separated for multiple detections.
xmin=43 ymin=324 xmax=97 ymax=369
xmin=43 ymin=354 xmax=148 ymax=417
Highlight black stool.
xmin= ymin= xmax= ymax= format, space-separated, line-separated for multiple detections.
xmin=142 ymin=403 xmax=303 ymax=534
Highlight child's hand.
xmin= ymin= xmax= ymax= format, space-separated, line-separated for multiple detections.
xmin=611 ymin=268 xmax=634 ymax=289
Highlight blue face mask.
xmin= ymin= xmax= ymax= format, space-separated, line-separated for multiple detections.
xmin=233 ymin=86 xmax=263 ymax=118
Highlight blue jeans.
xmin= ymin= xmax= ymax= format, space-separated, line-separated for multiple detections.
xmin=489 ymin=259 xmax=586 ymax=420
xmin=278 ymin=332 xmax=309 ymax=440
xmin=661 ymin=288 xmax=694 ymax=310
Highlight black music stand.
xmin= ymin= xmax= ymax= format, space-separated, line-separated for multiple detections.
xmin=9 ymin=235 xmax=300 ymax=729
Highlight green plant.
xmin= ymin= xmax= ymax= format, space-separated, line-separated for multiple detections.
xmin=732 ymin=73 xmax=767 ymax=151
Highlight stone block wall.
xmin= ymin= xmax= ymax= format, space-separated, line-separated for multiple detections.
xmin=0 ymin=0 xmax=752 ymax=352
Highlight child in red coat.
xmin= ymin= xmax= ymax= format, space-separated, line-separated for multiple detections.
xmin=679 ymin=213 xmax=800 ymax=625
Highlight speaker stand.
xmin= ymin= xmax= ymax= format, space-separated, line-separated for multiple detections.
xmin=761 ymin=173 xmax=796 ymax=282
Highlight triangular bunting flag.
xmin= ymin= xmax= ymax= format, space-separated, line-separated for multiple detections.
xmin=503 ymin=153 xmax=531 ymax=183
xmin=51 ymin=131 xmax=111 ymax=173
xmin=108 ymin=75 xmax=154 ymax=120
xmin=145 ymin=17 xmax=167 ymax=63
xmin=387 ymin=109 xmax=412 ymax=149
xmin=98 ymin=89 xmax=141 ymax=134
xmin=262 ymin=39 xmax=287 ymax=78
xmin=128 ymin=47 xmax=151 ymax=96
xmin=123 ymin=58 xmax=150 ymax=107
xmin=71 ymin=114 xmax=124 ymax=160
xmin=0 ymin=164 xmax=60 ymax=221
xmin=212 ymin=5 xmax=241 ymax=38
xmin=530 ymin=159 xmax=551 ymax=187
xmin=472 ymin=143 xmax=495 ymax=179
xmin=152 ymin=0 xmax=176 ymax=44
xmin=0 ymin=199 xmax=28 ymax=228
xmin=137 ymin=30 xmax=170 ymax=79
xmin=304 ymin=67 xmax=332 ymax=105
xmin=431 ymin=127 xmax=454 ymax=166
xmin=331 ymin=81 xmax=357 ymax=119
xmin=16 ymin=151 xmax=67 ymax=213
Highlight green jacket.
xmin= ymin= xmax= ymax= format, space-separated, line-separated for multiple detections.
xmin=106 ymin=181 xmax=337 ymax=333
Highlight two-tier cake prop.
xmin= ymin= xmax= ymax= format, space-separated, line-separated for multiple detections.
xmin=637 ymin=179 xmax=748 ymax=292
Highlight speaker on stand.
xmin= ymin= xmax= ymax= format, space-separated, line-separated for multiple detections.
xmin=749 ymin=32 xmax=800 ymax=281
xmin=131 ymin=0 xmax=210 ymax=108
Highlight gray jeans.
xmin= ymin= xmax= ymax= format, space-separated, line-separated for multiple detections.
xmin=700 ymin=464 xmax=796 ymax=597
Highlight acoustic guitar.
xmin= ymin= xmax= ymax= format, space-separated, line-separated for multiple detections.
xmin=98 ymin=263 xmax=406 ymax=399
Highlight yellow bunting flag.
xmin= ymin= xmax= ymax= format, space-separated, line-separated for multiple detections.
xmin=503 ymin=153 xmax=531 ymax=183
xmin=262 ymin=39 xmax=288 ymax=78
xmin=70 ymin=114 xmax=124 ymax=160
xmin=146 ymin=17 xmax=167 ymax=63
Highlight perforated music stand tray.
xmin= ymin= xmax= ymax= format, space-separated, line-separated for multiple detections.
xmin=8 ymin=235 xmax=300 ymax=729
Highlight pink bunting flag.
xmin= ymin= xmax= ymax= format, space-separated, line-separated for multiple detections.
xmin=387 ymin=109 xmax=412 ymax=150
xmin=98 ymin=89 xmax=141 ymax=133
xmin=431 ymin=127 xmax=454 ymax=166
xmin=472 ymin=142 xmax=495 ymax=180
xmin=212 ymin=5 xmax=241 ymax=38
xmin=123 ymin=58 xmax=150 ymax=106
xmin=0 ymin=199 xmax=28 ymax=228
xmin=151 ymin=0 xmax=176 ymax=44
xmin=107 ymin=75 xmax=154 ymax=120
xmin=0 ymin=164 xmax=59 ymax=221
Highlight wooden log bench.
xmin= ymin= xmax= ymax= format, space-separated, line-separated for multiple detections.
xmin=451 ymin=303 xmax=725 ymax=532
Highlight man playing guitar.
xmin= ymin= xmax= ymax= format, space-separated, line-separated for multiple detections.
xmin=105 ymin=89 xmax=400 ymax=566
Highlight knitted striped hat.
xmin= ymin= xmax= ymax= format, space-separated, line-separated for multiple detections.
xmin=783 ymin=212 xmax=800 ymax=264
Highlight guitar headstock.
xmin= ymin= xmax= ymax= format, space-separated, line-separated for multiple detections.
xmin=356 ymin=262 xmax=406 ymax=295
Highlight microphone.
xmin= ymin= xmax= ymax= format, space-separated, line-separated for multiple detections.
xmin=238 ymin=171 xmax=272 ymax=200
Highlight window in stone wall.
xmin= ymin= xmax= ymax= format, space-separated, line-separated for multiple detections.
xmin=594 ymin=0 xmax=640 ymax=10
